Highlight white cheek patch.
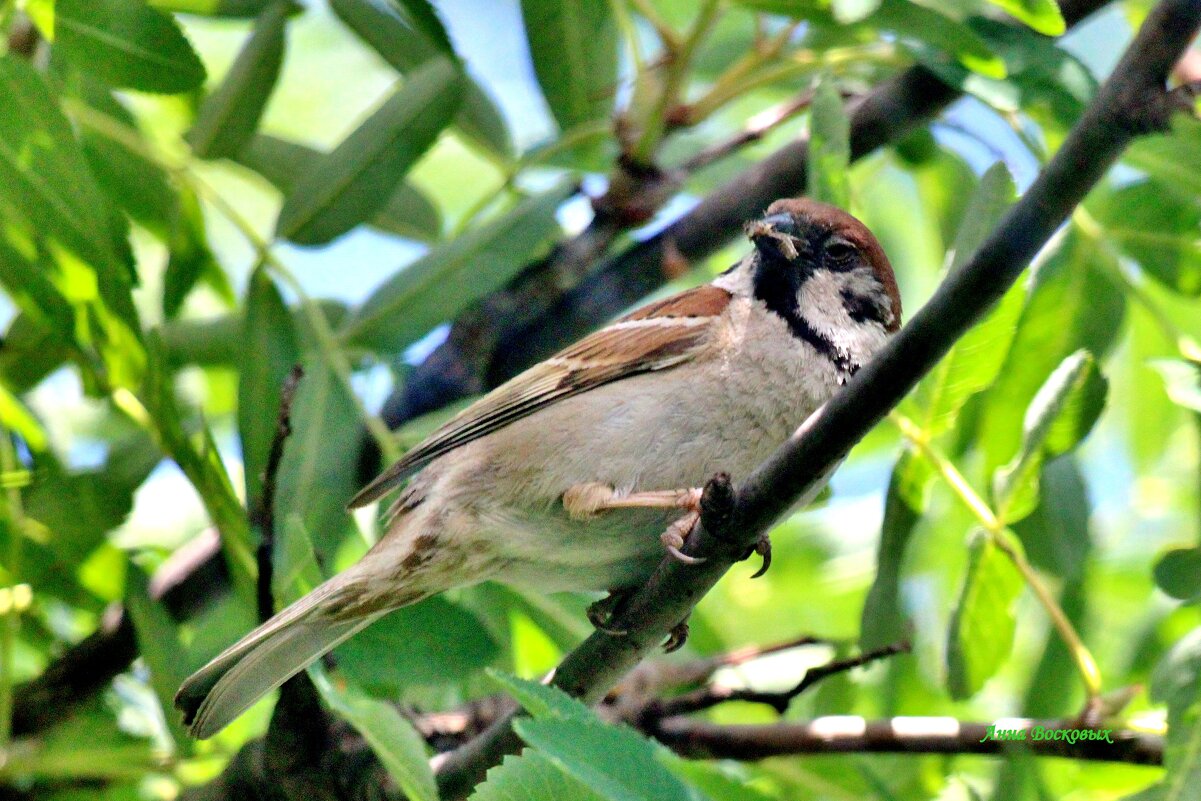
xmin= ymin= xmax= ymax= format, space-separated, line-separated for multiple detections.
xmin=798 ymin=268 xmax=892 ymax=362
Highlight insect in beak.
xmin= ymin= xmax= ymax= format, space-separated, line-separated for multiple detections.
xmin=746 ymin=214 xmax=803 ymax=261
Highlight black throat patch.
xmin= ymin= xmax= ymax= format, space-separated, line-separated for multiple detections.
xmin=752 ymin=254 xmax=858 ymax=376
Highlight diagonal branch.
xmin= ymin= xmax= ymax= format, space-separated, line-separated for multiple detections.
xmin=432 ymin=1 xmax=1201 ymax=795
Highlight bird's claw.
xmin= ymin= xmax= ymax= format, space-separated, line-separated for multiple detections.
xmin=587 ymin=592 xmax=629 ymax=636
xmin=663 ymin=619 xmax=690 ymax=653
xmin=749 ymin=535 xmax=772 ymax=579
xmin=661 ymin=511 xmax=707 ymax=565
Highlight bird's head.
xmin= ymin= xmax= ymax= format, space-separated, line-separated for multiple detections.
xmin=744 ymin=198 xmax=901 ymax=335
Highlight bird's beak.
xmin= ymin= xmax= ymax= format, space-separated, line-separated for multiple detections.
xmin=748 ymin=213 xmax=808 ymax=266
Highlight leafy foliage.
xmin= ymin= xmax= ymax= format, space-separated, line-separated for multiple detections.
xmin=0 ymin=1 xmax=1198 ymax=800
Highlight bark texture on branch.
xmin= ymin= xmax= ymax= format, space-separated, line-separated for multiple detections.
xmin=653 ymin=716 xmax=1165 ymax=765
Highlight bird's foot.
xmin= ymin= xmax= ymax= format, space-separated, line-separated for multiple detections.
xmin=663 ymin=617 xmax=691 ymax=653
xmin=562 ymin=483 xmax=704 ymax=520
xmin=587 ymin=591 xmax=630 ymax=635
xmin=562 ymin=482 xmax=618 ymax=520
xmin=561 ymin=482 xmax=708 ymax=564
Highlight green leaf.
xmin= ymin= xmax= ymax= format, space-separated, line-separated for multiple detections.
xmin=124 ymin=564 xmax=191 ymax=749
xmin=55 ymin=0 xmax=207 ymax=93
xmin=923 ymin=19 xmax=1094 ymax=123
xmin=273 ymin=515 xmax=324 ymax=601
xmin=330 ymin=0 xmax=512 ymax=159
xmin=946 ymin=532 xmax=1024 ymax=700
xmin=312 ymin=672 xmax=438 ymax=801
xmin=0 ymin=314 xmax=71 ymax=393
xmin=6 ymin=431 xmax=158 ymax=609
xmin=272 ymin=348 xmax=362 ymax=559
xmin=984 ymin=0 xmax=1065 ymax=35
xmin=0 ymin=382 xmax=48 ymax=453
xmin=490 ymin=671 xmax=699 ymax=801
xmin=1154 ymin=548 xmax=1201 ymax=602
xmin=150 ymin=0 xmax=277 ymax=16
xmin=330 ymin=0 xmax=437 ymax=71
xmin=0 ymin=236 xmax=75 ymax=357
xmin=24 ymin=435 xmax=159 ymax=568
xmin=488 ymin=670 xmax=594 ymax=721
xmin=335 ymin=597 xmax=500 ymax=692
xmin=875 ymin=0 xmax=1006 ymax=80
xmin=1152 ymin=359 xmax=1201 ymax=413
xmin=455 ymin=83 xmax=515 ymax=161
xmin=389 ymin=0 xmax=454 ymax=56
xmin=188 ymin=0 xmax=289 ymax=158
xmin=976 ymin=229 xmax=1125 ymax=475
xmin=163 ymin=186 xmax=228 ymax=318
xmin=519 ymin=0 xmax=618 ymax=131
xmin=513 ymin=717 xmax=694 ymax=801
xmin=807 ymin=80 xmax=850 ymax=208
xmin=906 ymin=165 xmax=1020 ymax=436
xmin=78 ymin=84 xmax=178 ymax=239
xmin=946 ymin=162 xmax=1016 ymax=272
xmin=238 ymin=266 xmax=301 ymax=517
xmin=0 ymin=57 xmax=142 ymax=339
xmin=0 ymin=710 xmax=161 ymax=781
xmin=664 ymin=759 xmax=778 ymax=801
xmin=1146 ymin=627 xmax=1201 ymax=800
xmin=471 ymin=751 xmax=606 ymax=801
xmin=860 ymin=452 xmax=922 ymax=650
xmin=736 ymin=0 xmax=1004 ymax=79
xmin=1091 ymin=180 xmax=1201 ymax=296
xmin=911 ymin=281 xmax=1024 ymax=438
xmin=343 ymin=183 xmax=570 ymax=352
xmin=275 ymin=58 xmax=462 ymax=244
xmin=142 ymin=334 xmax=257 ymax=604
xmin=1011 ymin=456 xmax=1092 ymax=581
xmin=1125 ymin=116 xmax=1201 ymax=199
xmin=238 ymin=134 xmax=441 ymax=241
xmin=992 ymin=351 xmax=1107 ymax=524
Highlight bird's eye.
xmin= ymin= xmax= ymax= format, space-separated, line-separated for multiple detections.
xmin=825 ymin=241 xmax=856 ymax=264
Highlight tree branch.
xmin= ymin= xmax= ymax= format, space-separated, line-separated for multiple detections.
xmin=653 ymin=716 xmax=1164 ymax=765
xmin=254 ymin=365 xmax=303 ymax=624
xmin=642 ymin=640 xmax=910 ymax=719
xmin=432 ymin=1 xmax=1201 ymax=795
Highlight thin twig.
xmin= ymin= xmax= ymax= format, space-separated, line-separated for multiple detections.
xmin=645 ymin=640 xmax=910 ymax=720
xmin=254 ymin=365 xmax=304 ymax=624
xmin=680 ymin=87 xmax=819 ymax=173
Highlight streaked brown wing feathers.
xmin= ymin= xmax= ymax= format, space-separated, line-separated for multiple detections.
xmin=347 ymin=285 xmax=731 ymax=508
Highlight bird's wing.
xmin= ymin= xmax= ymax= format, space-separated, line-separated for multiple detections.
xmin=348 ymin=284 xmax=733 ymax=508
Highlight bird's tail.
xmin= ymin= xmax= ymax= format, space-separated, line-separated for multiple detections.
xmin=174 ymin=570 xmax=404 ymax=739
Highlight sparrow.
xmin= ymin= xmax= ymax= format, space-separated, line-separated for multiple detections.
xmin=175 ymin=198 xmax=901 ymax=738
